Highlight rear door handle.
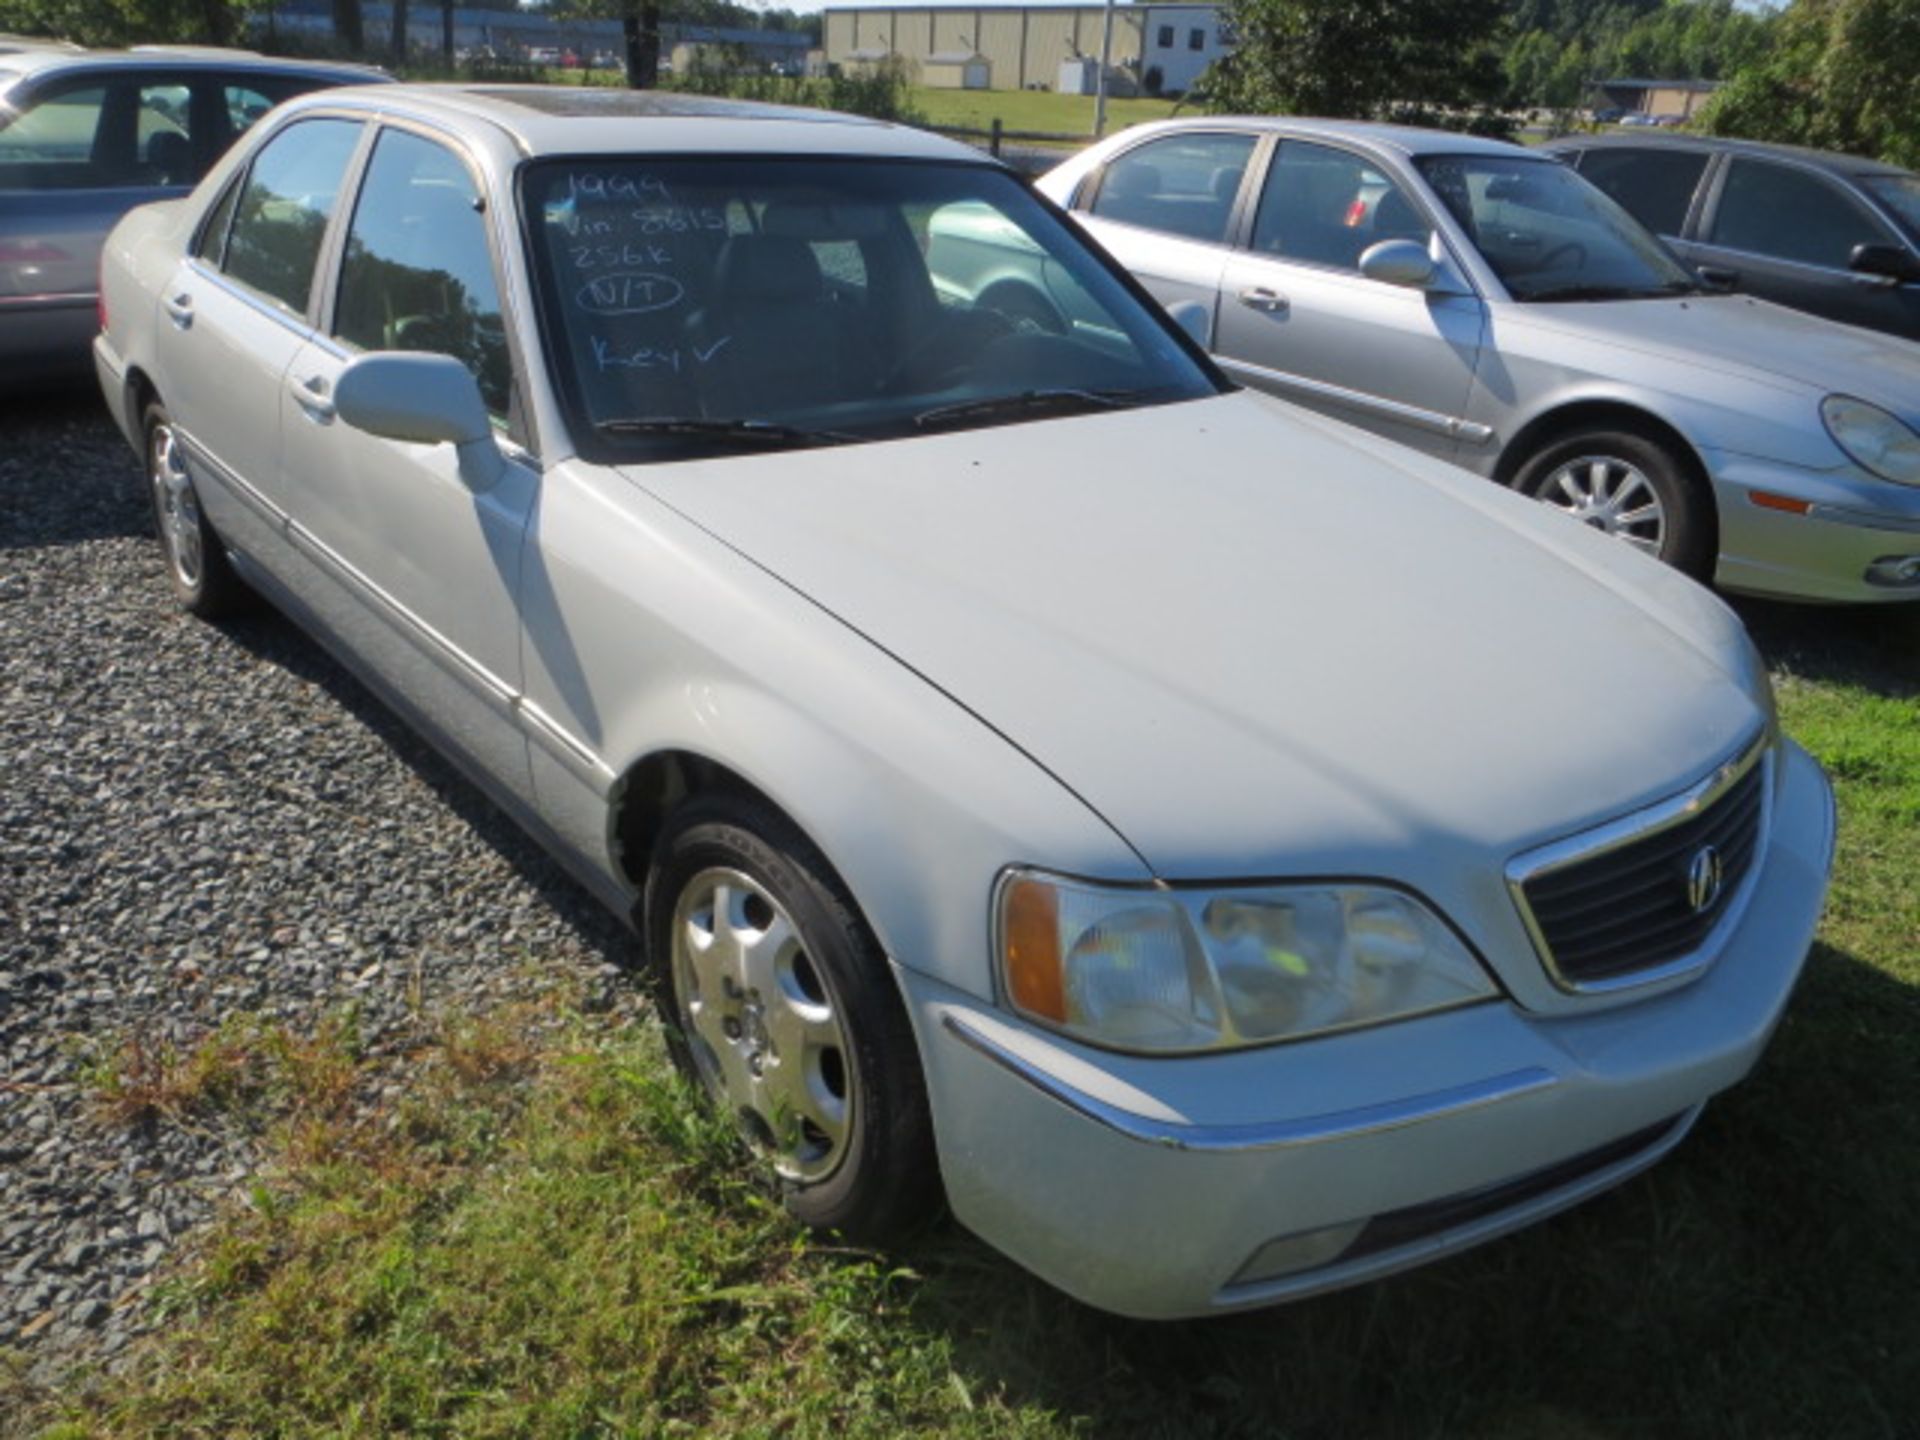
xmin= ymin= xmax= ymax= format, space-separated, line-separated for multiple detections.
xmin=163 ymin=292 xmax=193 ymax=328
xmin=1238 ymin=287 xmax=1289 ymax=314
xmin=289 ymin=372 xmax=335 ymax=422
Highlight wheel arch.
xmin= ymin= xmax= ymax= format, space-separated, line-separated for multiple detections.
xmin=1493 ymin=398 xmax=1720 ymax=553
xmin=124 ymin=364 xmax=160 ymax=437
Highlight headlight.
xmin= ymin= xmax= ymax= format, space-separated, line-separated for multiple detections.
xmin=996 ymin=870 xmax=1497 ymax=1053
xmin=1821 ymin=395 xmax=1920 ymax=485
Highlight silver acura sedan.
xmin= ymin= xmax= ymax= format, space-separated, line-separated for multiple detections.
xmin=95 ymin=85 xmax=1834 ymax=1318
xmin=1034 ymin=119 xmax=1920 ymax=603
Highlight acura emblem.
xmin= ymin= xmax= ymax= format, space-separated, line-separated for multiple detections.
xmin=1686 ymin=845 xmax=1725 ymax=915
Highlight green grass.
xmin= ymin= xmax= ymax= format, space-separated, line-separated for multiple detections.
xmin=906 ymin=88 xmax=1191 ymax=141
xmin=8 ymin=603 xmax=1917 ymax=1440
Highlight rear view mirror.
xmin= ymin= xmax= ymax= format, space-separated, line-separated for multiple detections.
xmin=1484 ymin=174 xmax=1541 ymax=204
xmin=1849 ymin=243 xmax=1920 ymax=285
xmin=1358 ymin=239 xmax=1437 ymax=289
xmin=334 ymin=351 xmax=503 ymax=491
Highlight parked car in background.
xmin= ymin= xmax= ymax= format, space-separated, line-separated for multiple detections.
xmin=1543 ymin=132 xmax=1920 ymax=343
xmin=96 ymin=84 xmax=1835 ymax=1319
xmin=0 ymin=45 xmax=385 ymax=379
xmin=1038 ymin=118 xmax=1920 ymax=603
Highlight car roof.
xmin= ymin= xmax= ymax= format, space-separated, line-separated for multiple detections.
xmin=286 ymin=82 xmax=994 ymax=163
xmin=1114 ymin=115 xmax=1529 ymax=160
xmin=0 ymin=44 xmax=387 ymax=83
xmin=1545 ymin=130 xmax=1913 ymax=181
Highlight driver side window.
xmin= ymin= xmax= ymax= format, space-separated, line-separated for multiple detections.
xmin=332 ymin=127 xmax=511 ymax=418
xmin=1250 ymin=142 xmax=1428 ymax=273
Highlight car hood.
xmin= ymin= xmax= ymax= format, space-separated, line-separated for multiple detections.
xmin=1508 ymin=293 xmax=1920 ymax=422
xmin=622 ymin=392 xmax=1762 ymax=887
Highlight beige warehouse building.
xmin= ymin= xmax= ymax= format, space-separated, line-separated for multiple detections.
xmin=824 ymin=5 xmax=1150 ymax=93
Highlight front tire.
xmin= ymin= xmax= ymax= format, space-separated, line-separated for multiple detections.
xmin=144 ymin=400 xmax=249 ymax=618
xmin=1511 ymin=425 xmax=1714 ymax=581
xmin=644 ymin=795 xmax=940 ymax=1241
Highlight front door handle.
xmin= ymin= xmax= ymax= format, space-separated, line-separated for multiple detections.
xmin=1238 ymin=286 xmax=1289 ymax=314
xmin=289 ymin=372 xmax=335 ymax=422
xmin=163 ymin=292 xmax=193 ymax=328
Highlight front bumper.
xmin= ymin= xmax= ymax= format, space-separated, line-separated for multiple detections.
xmin=898 ymin=739 xmax=1835 ymax=1319
xmin=1708 ymin=450 xmax=1920 ymax=603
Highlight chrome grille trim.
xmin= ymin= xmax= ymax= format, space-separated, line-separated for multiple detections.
xmin=1507 ymin=728 xmax=1773 ymax=995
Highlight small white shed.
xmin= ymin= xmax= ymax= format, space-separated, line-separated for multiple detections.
xmin=923 ymin=50 xmax=990 ymax=89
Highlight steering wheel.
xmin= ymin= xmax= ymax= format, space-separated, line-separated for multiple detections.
xmin=1538 ymin=241 xmax=1588 ymax=271
xmin=879 ymin=307 xmax=1016 ymax=394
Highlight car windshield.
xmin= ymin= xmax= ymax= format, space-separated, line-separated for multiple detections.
xmin=522 ymin=157 xmax=1220 ymax=460
xmin=1415 ymin=153 xmax=1697 ymax=303
xmin=1861 ymin=174 xmax=1920 ymax=244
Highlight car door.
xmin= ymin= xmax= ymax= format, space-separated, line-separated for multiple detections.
xmin=278 ymin=122 xmax=538 ymax=802
xmin=1692 ymin=156 xmax=1913 ymax=335
xmin=153 ymin=115 xmax=366 ymax=563
xmin=1072 ymin=129 xmax=1259 ymax=325
xmin=1212 ymin=139 xmax=1486 ymax=461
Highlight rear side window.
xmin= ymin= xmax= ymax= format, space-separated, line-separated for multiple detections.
xmin=221 ymin=117 xmax=363 ymax=316
xmin=333 ymin=127 xmax=511 ymax=416
xmin=1088 ymin=132 xmax=1256 ymax=245
xmin=1708 ymin=158 xmax=1894 ymax=268
xmin=0 ymin=75 xmax=197 ymax=190
xmin=1574 ymin=147 xmax=1709 ymax=237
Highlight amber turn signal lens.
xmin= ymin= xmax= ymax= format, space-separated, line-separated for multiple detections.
xmin=1002 ymin=877 xmax=1067 ymax=1022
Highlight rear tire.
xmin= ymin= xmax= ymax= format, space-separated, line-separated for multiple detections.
xmin=1511 ymin=425 xmax=1714 ymax=582
xmin=144 ymin=401 xmax=250 ymax=618
xmin=644 ymin=794 xmax=941 ymax=1242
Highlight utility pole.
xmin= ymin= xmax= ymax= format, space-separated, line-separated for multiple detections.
xmin=1093 ymin=0 xmax=1115 ymax=136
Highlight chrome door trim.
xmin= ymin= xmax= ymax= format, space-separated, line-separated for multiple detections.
xmin=179 ymin=428 xmax=609 ymax=788
xmin=175 ymin=426 xmax=290 ymax=535
xmin=518 ymin=698 xmax=618 ymax=789
xmin=941 ymin=1012 xmax=1557 ymax=1153
xmin=1217 ymin=354 xmax=1495 ymax=444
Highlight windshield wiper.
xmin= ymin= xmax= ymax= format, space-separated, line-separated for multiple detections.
xmin=911 ymin=387 xmax=1150 ymax=432
xmin=1522 ymin=282 xmax=1692 ymax=303
xmin=593 ymin=417 xmax=867 ymax=449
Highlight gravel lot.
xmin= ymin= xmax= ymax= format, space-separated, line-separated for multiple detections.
xmin=0 ymin=386 xmax=635 ymax=1381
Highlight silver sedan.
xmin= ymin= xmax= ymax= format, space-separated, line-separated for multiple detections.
xmin=1036 ymin=118 xmax=1920 ymax=603
xmin=95 ymin=85 xmax=1832 ymax=1318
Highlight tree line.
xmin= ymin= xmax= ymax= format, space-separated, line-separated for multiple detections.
xmin=1208 ymin=0 xmax=1919 ymax=167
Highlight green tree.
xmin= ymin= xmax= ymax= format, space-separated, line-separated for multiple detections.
xmin=1208 ymin=0 xmax=1514 ymax=131
xmin=1704 ymin=0 xmax=1920 ymax=165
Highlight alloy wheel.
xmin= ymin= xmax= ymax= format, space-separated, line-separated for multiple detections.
xmin=1535 ymin=453 xmax=1667 ymax=556
xmin=671 ymin=866 xmax=857 ymax=1182
xmin=149 ymin=422 xmax=204 ymax=589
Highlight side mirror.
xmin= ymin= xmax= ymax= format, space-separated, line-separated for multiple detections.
xmin=1849 ymin=242 xmax=1920 ymax=285
xmin=1165 ymin=298 xmax=1214 ymax=349
xmin=333 ymin=351 xmax=504 ymax=491
xmin=1358 ymin=238 xmax=1437 ymax=289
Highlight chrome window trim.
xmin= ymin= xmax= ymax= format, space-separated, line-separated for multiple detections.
xmin=1506 ymin=726 xmax=1773 ymax=995
xmin=941 ymin=1011 xmax=1557 ymax=1153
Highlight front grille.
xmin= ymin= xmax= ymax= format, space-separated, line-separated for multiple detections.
xmin=1515 ymin=740 xmax=1768 ymax=988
